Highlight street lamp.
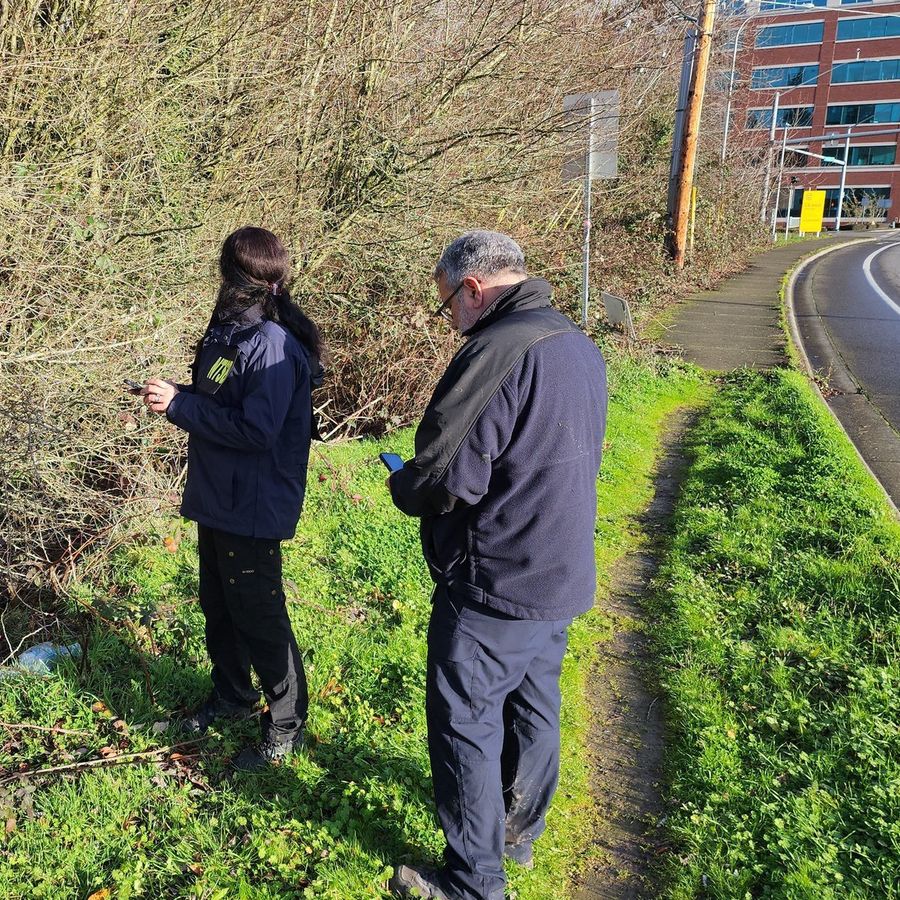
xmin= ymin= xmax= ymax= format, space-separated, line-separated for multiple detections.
xmin=721 ymin=15 xmax=760 ymax=165
xmin=720 ymin=1 xmax=819 ymax=165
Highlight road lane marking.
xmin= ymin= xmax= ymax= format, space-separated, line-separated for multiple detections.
xmin=862 ymin=242 xmax=900 ymax=318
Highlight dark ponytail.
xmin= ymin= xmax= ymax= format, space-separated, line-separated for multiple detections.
xmin=267 ymin=289 xmax=325 ymax=387
xmin=211 ymin=226 xmax=325 ymax=384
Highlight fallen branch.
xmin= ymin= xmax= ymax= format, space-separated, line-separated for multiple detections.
xmin=0 ymin=721 xmax=94 ymax=737
xmin=0 ymin=737 xmax=208 ymax=787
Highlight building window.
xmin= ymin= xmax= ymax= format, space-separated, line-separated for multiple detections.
xmin=832 ymin=58 xmax=900 ymax=83
xmin=755 ymin=21 xmax=824 ymax=47
xmin=836 ymin=15 xmax=900 ymax=40
xmin=777 ymin=190 xmax=804 ymax=219
xmin=783 ymin=149 xmax=811 ymax=168
xmin=824 ymin=187 xmax=891 ymax=218
xmin=760 ymin=0 xmax=827 ymax=8
xmin=821 ymin=145 xmax=896 ymax=166
xmin=840 ymin=0 xmax=872 ymax=5
xmin=751 ymin=65 xmax=819 ymax=88
xmin=747 ymin=106 xmax=815 ymax=129
xmin=826 ymin=103 xmax=900 ymax=125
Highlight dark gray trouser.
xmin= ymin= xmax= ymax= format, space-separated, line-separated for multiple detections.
xmin=426 ymin=586 xmax=571 ymax=900
xmin=197 ymin=525 xmax=307 ymax=737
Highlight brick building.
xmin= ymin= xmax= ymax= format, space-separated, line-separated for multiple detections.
xmin=732 ymin=0 xmax=900 ymax=227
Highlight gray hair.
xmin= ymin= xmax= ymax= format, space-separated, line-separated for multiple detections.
xmin=434 ymin=230 xmax=526 ymax=287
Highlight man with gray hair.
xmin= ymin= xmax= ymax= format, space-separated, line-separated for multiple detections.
xmin=387 ymin=231 xmax=608 ymax=899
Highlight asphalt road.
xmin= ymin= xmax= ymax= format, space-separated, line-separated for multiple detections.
xmin=804 ymin=237 xmax=900 ymax=431
xmin=792 ymin=235 xmax=900 ymax=508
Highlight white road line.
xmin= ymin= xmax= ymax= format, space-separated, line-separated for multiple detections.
xmin=862 ymin=241 xmax=900 ymax=318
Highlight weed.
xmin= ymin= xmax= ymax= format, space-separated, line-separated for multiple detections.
xmin=0 ymin=354 xmax=705 ymax=899
xmin=653 ymin=369 xmax=900 ymax=899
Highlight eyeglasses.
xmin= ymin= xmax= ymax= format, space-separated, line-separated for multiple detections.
xmin=433 ymin=281 xmax=464 ymax=323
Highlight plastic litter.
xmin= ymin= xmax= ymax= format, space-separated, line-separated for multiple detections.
xmin=3 ymin=641 xmax=82 ymax=676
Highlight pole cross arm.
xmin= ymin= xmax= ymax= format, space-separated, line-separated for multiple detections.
xmin=783 ymin=127 xmax=900 ymax=146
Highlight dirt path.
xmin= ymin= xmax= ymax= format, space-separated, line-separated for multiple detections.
xmin=571 ymin=412 xmax=693 ymax=899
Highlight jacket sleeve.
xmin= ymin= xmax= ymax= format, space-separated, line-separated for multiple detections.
xmin=165 ymin=338 xmax=296 ymax=452
xmin=390 ymin=367 xmax=521 ymax=518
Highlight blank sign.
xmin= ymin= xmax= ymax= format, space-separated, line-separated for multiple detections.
xmin=562 ymin=91 xmax=620 ymax=183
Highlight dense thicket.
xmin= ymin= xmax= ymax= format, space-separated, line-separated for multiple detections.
xmin=0 ymin=0 xmax=761 ymax=614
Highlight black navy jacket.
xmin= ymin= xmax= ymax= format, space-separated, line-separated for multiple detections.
xmin=166 ymin=306 xmax=313 ymax=540
xmin=389 ymin=278 xmax=608 ymax=620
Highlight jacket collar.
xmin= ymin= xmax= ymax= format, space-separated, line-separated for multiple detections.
xmin=463 ymin=277 xmax=553 ymax=337
xmin=216 ymin=302 xmax=265 ymax=327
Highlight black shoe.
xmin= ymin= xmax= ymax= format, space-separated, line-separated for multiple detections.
xmin=388 ymin=865 xmax=451 ymax=899
xmin=231 ymin=730 xmax=304 ymax=772
xmin=179 ymin=695 xmax=256 ymax=735
xmin=504 ymin=841 xmax=534 ymax=870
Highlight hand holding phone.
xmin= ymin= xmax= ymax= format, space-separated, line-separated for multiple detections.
xmin=379 ymin=452 xmax=404 ymax=473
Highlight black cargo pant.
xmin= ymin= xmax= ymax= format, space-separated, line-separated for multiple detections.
xmin=426 ymin=586 xmax=572 ymax=900
xmin=197 ymin=525 xmax=307 ymax=737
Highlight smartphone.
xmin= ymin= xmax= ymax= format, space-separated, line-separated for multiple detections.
xmin=123 ymin=378 xmax=145 ymax=392
xmin=379 ymin=452 xmax=404 ymax=473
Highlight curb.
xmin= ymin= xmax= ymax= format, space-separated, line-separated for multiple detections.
xmin=783 ymin=238 xmax=900 ymax=518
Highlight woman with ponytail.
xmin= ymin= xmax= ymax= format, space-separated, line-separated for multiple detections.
xmin=142 ymin=226 xmax=323 ymax=770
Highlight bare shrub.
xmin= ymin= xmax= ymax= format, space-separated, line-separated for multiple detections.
xmin=0 ymin=0 xmax=763 ymax=619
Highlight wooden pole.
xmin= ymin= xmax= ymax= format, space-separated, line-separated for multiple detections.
xmin=672 ymin=0 xmax=716 ymax=270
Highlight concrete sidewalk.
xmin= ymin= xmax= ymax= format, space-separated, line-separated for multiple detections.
xmin=663 ymin=232 xmax=900 ymax=512
xmin=662 ymin=237 xmax=843 ymax=370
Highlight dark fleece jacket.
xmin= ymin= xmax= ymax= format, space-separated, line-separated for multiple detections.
xmin=389 ymin=277 xmax=607 ymax=620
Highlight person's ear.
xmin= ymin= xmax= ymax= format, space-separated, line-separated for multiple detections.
xmin=462 ymin=276 xmax=485 ymax=308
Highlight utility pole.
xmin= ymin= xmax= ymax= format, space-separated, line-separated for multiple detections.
xmin=760 ymin=92 xmax=780 ymax=222
xmin=834 ymin=129 xmax=852 ymax=231
xmin=667 ymin=27 xmax=698 ymax=226
xmin=671 ymin=0 xmax=716 ymax=270
xmin=771 ymin=126 xmax=788 ymax=240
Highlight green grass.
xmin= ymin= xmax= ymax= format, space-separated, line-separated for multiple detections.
xmin=653 ymin=369 xmax=900 ymax=899
xmin=0 ymin=352 xmax=705 ymax=899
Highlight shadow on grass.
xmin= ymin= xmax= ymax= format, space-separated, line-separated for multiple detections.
xmin=42 ymin=618 xmax=436 ymax=898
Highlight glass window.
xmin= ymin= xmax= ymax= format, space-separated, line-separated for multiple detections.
xmin=751 ymin=64 xmax=819 ymax=88
xmin=832 ymin=58 xmax=900 ymax=83
xmin=777 ymin=189 xmax=804 ymax=219
xmin=826 ymin=103 xmax=900 ymax=125
xmin=783 ymin=149 xmax=811 ymax=168
xmin=836 ymin=15 xmax=900 ymax=40
xmin=715 ymin=69 xmax=737 ymax=92
xmin=756 ymin=21 xmax=824 ymax=47
xmin=747 ymin=107 xmax=814 ymax=129
xmin=761 ymin=0 xmax=827 ymax=8
xmin=824 ymin=187 xmax=891 ymax=218
xmin=821 ymin=145 xmax=897 ymax=166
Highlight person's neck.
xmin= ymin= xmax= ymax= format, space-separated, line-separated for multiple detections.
xmin=480 ymin=274 xmax=528 ymax=308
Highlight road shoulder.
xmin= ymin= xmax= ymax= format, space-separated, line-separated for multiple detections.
xmin=785 ymin=240 xmax=900 ymax=513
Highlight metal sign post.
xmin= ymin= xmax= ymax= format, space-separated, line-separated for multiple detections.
xmin=563 ymin=91 xmax=619 ymax=329
xmin=582 ymin=131 xmax=593 ymax=331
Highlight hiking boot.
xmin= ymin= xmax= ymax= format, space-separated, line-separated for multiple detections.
xmin=231 ymin=730 xmax=304 ymax=773
xmin=179 ymin=695 xmax=256 ymax=735
xmin=388 ymin=864 xmax=451 ymax=899
xmin=504 ymin=840 xmax=534 ymax=870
